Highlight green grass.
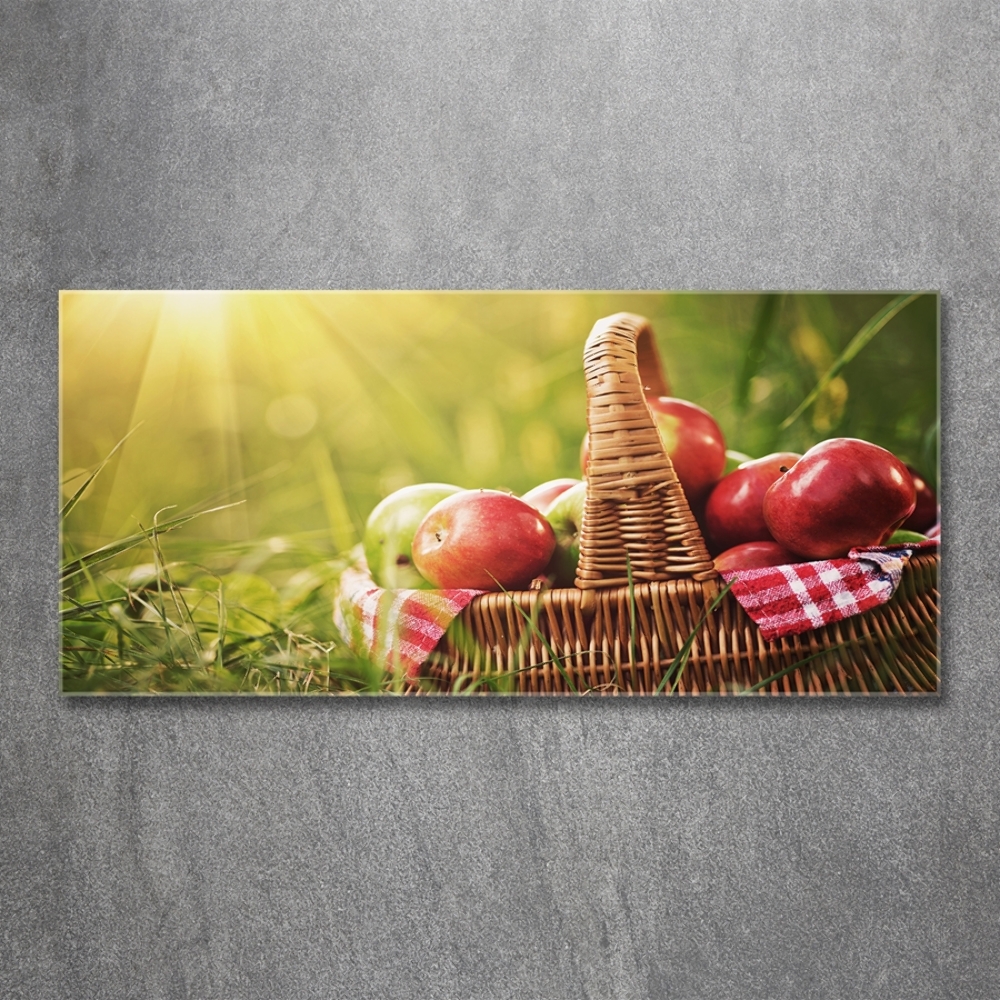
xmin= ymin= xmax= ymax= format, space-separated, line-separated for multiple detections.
xmin=61 ymin=531 xmax=382 ymax=695
xmin=60 ymin=461 xmax=389 ymax=693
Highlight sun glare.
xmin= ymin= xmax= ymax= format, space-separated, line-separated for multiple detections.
xmin=165 ymin=290 xmax=228 ymax=328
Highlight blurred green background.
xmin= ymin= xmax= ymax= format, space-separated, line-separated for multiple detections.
xmin=61 ymin=290 xmax=939 ymax=548
xmin=60 ymin=290 xmax=938 ymax=693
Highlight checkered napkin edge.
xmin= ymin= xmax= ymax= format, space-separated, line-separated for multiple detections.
xmin=334 ymin=564 xmax=484 ymax=679
xmin=717 ymin=540 xmax=938 ymax=641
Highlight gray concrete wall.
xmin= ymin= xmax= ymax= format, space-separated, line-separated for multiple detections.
xmin=2 ymin=2 xmax=998 ymax=997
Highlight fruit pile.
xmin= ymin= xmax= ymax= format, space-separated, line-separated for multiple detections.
xmin=363 ymin=394 xmax=938 ymax=592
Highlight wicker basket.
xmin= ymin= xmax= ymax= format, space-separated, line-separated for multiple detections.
xmin=422 ymin=313 xmax=939 ymax=695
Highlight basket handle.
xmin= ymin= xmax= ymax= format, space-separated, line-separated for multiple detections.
xmin=575 ymin=313 xmax=716 ymax=588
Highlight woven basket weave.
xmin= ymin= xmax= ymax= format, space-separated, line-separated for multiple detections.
xmin=421 ymin=313 xmax=939 ymax=695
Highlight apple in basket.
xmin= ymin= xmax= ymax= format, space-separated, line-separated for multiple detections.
xmin=902 ymin=464 xmax=938 ymax=533
xmin=412 ymin=489 xmax=556 ymax=591
xmin=885 ymin=529 xmax=929 ymax=545
xmin=542 ymin=480 xmax=587 ymax=587
xmin=763 ymin=438 xmax=916 ymax=559
xmin=704 ymin=452 xmax=802 ymax=552
xmin=714 ymin=540 xmax=800 ymax=572
xmin=363 ymin=483 xmax=462 ymax=589
xmin=580 ymin=396 xmax=727 ymax=505
xmin=521 ymin=477 xmax=582 ymax=514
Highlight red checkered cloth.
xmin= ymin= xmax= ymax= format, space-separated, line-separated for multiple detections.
xmin=335 ymin=562 xmax=484 ymax=679
xmin=718 ymin=540 xmax=939 ymax=641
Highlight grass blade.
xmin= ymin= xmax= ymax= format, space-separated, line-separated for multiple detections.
xmin=735 ymin=294 xmax=783 ymax=410
xmin=61 ymin=594 xmax=125 ymax=621
xmin=489 ymin=575 xmax=578 ymax=695
xmin=626 ymin=553 xmax=637 ymax=689
xmin=149 ymin=508 xmax=204 ymax=664
xmin=780 ymin=293 xmax=923 ymax=430
xmin=60 ymin=423 xmax=143 ymax=521
xmin=656 ymin=580 xmax=733 ymax=694
xmin=459 ymin=659 xmax=559 ymax=695
xmin=737 ymin=641 xmax=852 ymax=694
xmin=177 ymin=461 xmax=291 ymax=516
xmin=308 ymin=440 xmax=357 ymax=554
xmin=60 ymin=501 xmax=245 ymax=583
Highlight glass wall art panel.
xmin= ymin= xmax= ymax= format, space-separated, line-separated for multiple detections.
xmin=60 ymin=291 xmax=939 ymax=695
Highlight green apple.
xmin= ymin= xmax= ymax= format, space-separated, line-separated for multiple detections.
xmin=723 ymin=449 xmax=754 ymax=475
xmin=885 ymin=529 xmax=928 ymax=546
xmin=544 ymin=481 xmax=586 ymax=587
xmin=363 ymin=483 xmax=462 ymax=589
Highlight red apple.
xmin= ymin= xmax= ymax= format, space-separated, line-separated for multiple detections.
xmin=363 ymin=483 xmax=463 ymax=589
xmin=762 ymin=438 xmax=917 ymax=559
xmin=580 ymin=396 xmax=727 ymax=504
xmin=704 ymin=452 xmax=802 ymax=552
xmin=902 ymin=465 xmax=938 ymax=533
xmin=521 ymin=478 xmax=582 ymax=514
xmin=412 ymin=490 xmax=556 ymax=591
xmin=646 ymin=397 xmax=727 ymax=502
xmin=714 ymin=541 xmax=800 ymax=573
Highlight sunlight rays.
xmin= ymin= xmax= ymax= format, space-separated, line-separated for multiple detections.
xmin=92 ymin=291 xmax=248 ymax=541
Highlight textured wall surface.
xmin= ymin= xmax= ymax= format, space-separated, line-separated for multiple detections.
xmin=3 ymin=2 xmax=999 ymax=998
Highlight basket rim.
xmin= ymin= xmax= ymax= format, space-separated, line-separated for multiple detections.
xmin=462 ymin=548 xmax=939 ymax=609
